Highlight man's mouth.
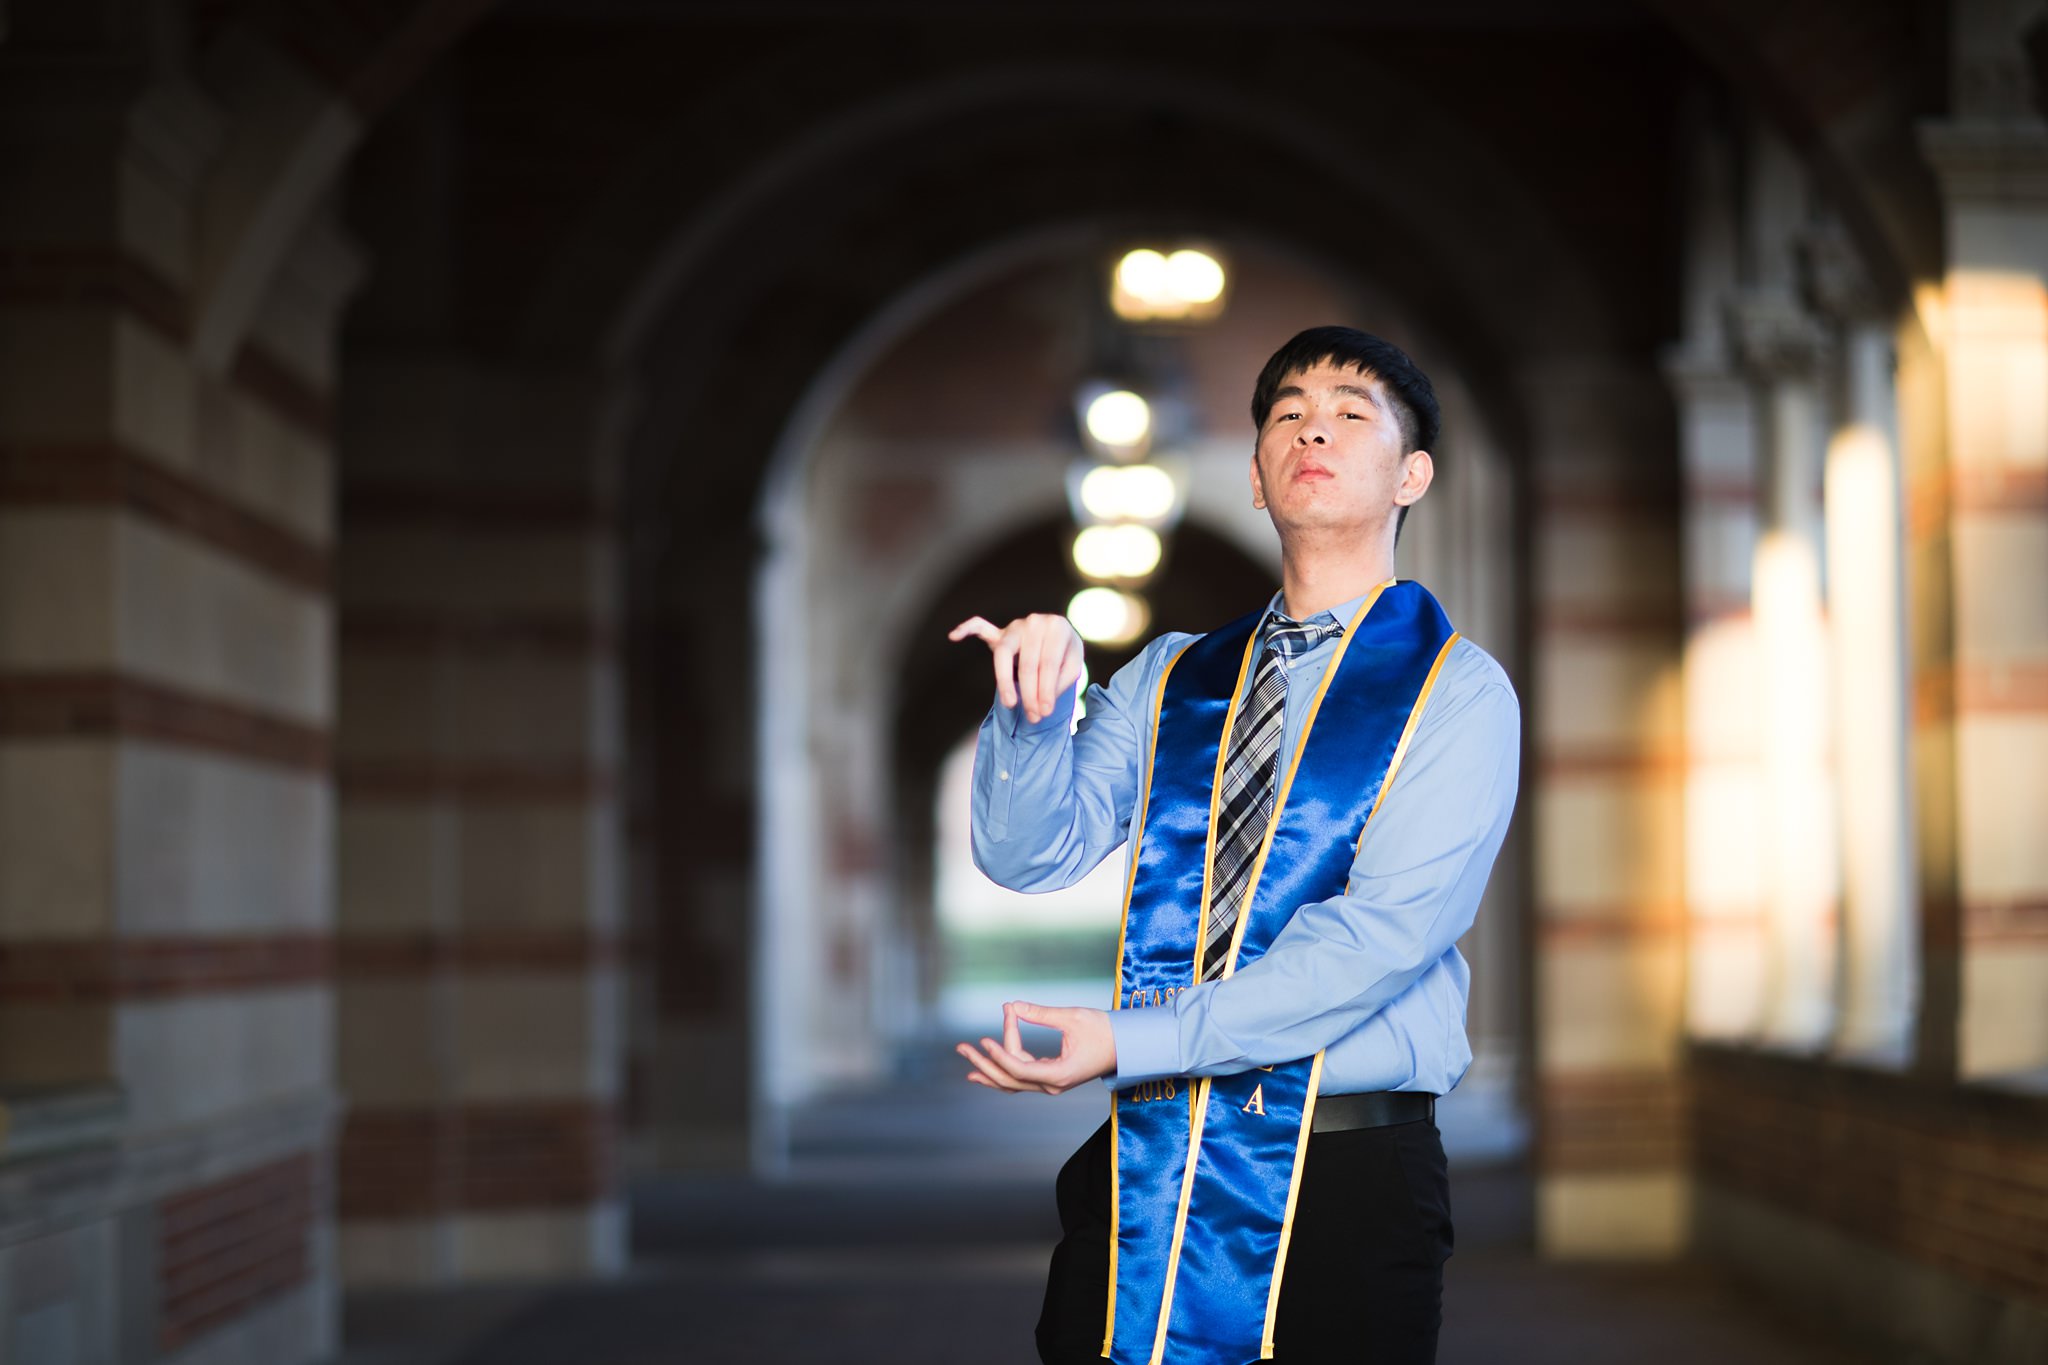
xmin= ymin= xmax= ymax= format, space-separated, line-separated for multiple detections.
xmin=1295 ymin=463 xmax=1331 ymax=481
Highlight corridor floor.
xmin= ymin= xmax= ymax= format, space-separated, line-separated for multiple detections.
xmin=336 ymin=1058 xmax=1882 ymax=1365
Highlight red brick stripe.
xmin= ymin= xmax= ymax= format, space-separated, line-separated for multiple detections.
xmin=1539 ymin=744 xmax=1686 ymax=779
xmin=0 ymin=247 xmax=190 ymax=339
xmin=1916 ymin=662 xmax=2048 ymax=725
xmin=1540 ymin=1069 xmax=1690 ymax=1172
xmin=342 ymin=482 xmax=619 ymax=534
xmin=1964 ymin=900 xmax=2048 ymax=944
xmin=1908 ymin=465 xmax=2048 ymax=537
xmin=1536 ymin=606 xmax=1678 ymax=637
xmin=1684 ymin=476 xmax=1757 ymax=506
xmin=158 ymin=1153 xmax=315 ymax=1353
xmin=1534 ymin=483 xmax=1678 ymax=518
xmin=0 ymin=931 xmax=627 ymax=999
xmin=231 ymin=342 xmax=332 ymax=436
xmin=336 ymin=930 xmax=621 ymax=976
xmin=0 ymin=935 xmax=331 ymax=1002
xmin=0 ymin=249 xmax=332 ymax=440
xmin=1955 ymin=662 xmax=2048 ymax=715
xmin=340 ymin=610 xmax=618 ymax=657
xmin=339 ymin=1100 xmax=617 ymax=1220
xmin=1537 ymin=909 xmax=1691 ymax=942
xmin=0 ymin=671 xmax=328 ymax=770
xmin=0 ymin=443 xmax=330 ymax=593
xmin=337 ymin=760 xmax=613 ymax=803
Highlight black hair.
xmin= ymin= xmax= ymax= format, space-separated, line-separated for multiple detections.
xmin=1250 ymin=326 xmax=1440 ymax=453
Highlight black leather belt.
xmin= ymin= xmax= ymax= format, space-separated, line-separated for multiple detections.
xmin=1311 ymin=1090 xmax=1436 ymax=1132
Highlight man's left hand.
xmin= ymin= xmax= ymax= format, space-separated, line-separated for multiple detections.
xmin=957 ymin=1001 xmax=1115 ymax=1095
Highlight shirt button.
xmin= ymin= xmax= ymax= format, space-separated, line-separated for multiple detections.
xmin=999 ymin=770 xmax=1010 ymax=781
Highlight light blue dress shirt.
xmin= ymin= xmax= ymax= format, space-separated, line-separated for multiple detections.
xmin=970 ymin=586 xmax=1520 ymax=1097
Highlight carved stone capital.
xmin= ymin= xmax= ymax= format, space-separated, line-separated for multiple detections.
xmin=1727 ymin=291 xmax=1833 ymax=381
xmin=1919 ymin=117 xmax=2048 ymax=202
xmin=1798 ymin=221 xmax=1883 ymax=324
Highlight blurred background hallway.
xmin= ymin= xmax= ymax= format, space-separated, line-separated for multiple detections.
xmin=2 ymin=2 xmax=2046 ymax=1363
xmin=335 ymin=1059 xmax=1875 ymax=1365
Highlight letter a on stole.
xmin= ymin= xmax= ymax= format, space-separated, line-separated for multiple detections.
xmin=1105 ymin=581 xmax=1457 ymax=1364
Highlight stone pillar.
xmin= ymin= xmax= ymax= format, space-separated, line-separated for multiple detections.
xmin=1524 ymin=359 xmax=1689 ymax=1256
xmin=0 ymin=52 xmax=355 ymax=1365
xmin=1667 ymin=112 xmax=1771 ymax=1044
xmin=1820 ymin=305 xmax=1917 ymax=1063
xmin=1919 ymin=108 xmax=2048 ymax=1082
xmin=333 ymin=355 xmax=628 ymax=1282
xmin=1729 ymin=294 xmax=1841 ymax=1051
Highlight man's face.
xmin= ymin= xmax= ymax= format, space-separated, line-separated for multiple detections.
xmin=1249 ymin=362 xmax=1431 ymax=540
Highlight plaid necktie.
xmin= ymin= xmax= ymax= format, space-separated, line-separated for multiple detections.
xmin=1199 ymin=611 xmax=1345 ymax=981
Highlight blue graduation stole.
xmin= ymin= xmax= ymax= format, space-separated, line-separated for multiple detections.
xmin=1105 ymin=580 xmax=1459 ymax=1364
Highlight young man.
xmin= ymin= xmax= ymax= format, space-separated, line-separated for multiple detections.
xmin=950 ymin=327 xmax=1519 ymax=1365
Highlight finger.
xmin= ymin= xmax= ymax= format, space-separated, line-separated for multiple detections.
xmin=948 ymin=616 xmax=1000 ymax=645
xmin=959 ymin=1040 xmax=1035 ymax=1092
xmin=1002 ymin=1003 xmax=1028 ymax=1062
xmin=981 ymin=1036 xmax=1062 ymax=1090
xmin=1060 ymin=625 xmax=1085 ymax=692
xmin=989 ymin=635 xmax=1019 ymax=710
xmin=1035 ymin=629 xmax=1066 ymax=721
xmin=976 ymin=1038 xmax=1058 ymax=1093
xmin=1010 ymin=1002 xmax=1064 ymax=1060
xmin=1015 ymin=631 xmax=1043 ymax=720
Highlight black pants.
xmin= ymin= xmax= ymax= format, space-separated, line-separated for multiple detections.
xmin=1036 ymin=1118 xmax=1452 ymax=1364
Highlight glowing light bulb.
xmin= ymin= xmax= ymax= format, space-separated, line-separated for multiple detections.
xmin=1084 ymin=390 xmax=1151 ymax=450
xmin=1079 ymin=463 xmax=1178 ymax=523
xmin=1068 ymin=588 xmax=1151 ymax=646
xmin=1165 ymin=249 xmax=1225 ymax=304
xmin=1114 ymin=249 xmax=1169 ymax=313
xmin=1073 ymin=524 xmax=1163 ymax=581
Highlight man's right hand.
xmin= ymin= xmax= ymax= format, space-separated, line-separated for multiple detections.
xmin=948 ymin=613 xmax=1084 ymax=724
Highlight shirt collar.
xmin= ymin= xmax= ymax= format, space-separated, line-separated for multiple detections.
xmin=1261 ymin=585 xmax=1376 ymax=635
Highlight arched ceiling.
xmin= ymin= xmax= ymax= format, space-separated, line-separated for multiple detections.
xmin=334 ymin=0 xmax=1962 ymax=610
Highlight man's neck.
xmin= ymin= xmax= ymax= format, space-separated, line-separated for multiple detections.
xmin=1278 ymin=542 xmax=1397 ymax=621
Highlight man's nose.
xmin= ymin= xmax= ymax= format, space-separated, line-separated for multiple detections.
xmin=1295 ymin=420 xmax=1329 ymax=445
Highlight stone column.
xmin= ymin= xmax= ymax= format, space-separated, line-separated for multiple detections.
xmin=1730 ymin=294 xmax=1841 ymax=1051
xmin=333 ymin=355 xmax=628 ymax=1282
xmin=1919 ymin=108 xmax=2048 ymax=1082
xmin=1666 ymin=111 xmax=1771 ymax=1044
xmin=1811 ymin=241 xmax=1917 ymax=1062
xmin=1524 ymin=359 xmax=1689 ymax=1256
xmin=0 ymin=52 xmax=355 ymax=1365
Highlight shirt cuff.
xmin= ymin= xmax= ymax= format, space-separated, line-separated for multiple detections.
xmin=999 ymin=680 xmax=1078 ymax=739
xmin=1109 ymin=1006 xmax=1181 ymax=1087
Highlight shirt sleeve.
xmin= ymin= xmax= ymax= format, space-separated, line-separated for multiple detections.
xmin=1109 ymin=647 xmax=1521 ymax=1085
xmin=969 ymin=632 xmax=1192 ymax=893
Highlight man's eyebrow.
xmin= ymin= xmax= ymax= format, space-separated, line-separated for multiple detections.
xmin=1271 ymin=384 xmax=1306 ymax=403
xmin=1334 ymin=383 xmax=1385 ymax=407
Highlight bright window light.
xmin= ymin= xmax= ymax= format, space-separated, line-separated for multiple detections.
xmin=1078 ymin=463 xmax=1178 ymax=523
xmin=1111 ymin=245 xmax=1228 ymax=321
xmin=1084 ymin=390 xmax=1151 ymax=450
xmin=1165 ymin=249 xmax=1225 ymax=304
xmin=1073 ymin=524 xmax=1163 ymax=581
xmin=1068 ymin=588 xmax=1150 ymax=646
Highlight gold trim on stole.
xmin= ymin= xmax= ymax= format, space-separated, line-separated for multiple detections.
xmin=1103 ymin=638 xmax=1197 ymax=1359
xmin=1262 ymin=1049 xmax=1327 ymax=1357
xmin=1261 ymin=627 xmax=1459 ymax=1357
xmin=1148 ymin=581 xmax=1391 ymax=1364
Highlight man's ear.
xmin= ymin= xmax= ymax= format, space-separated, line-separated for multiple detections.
xmin=1249 ymin=452 xmax=1267 ymax=510
xmin=1393 ymin=450 xmax=1434 ymax=507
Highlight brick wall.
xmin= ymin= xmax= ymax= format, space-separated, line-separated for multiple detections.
xmin=158 ymin=1153 xmax=318 ymax=1354
xmin=1692 ymin=1047 xmax=2048 ymax=1305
